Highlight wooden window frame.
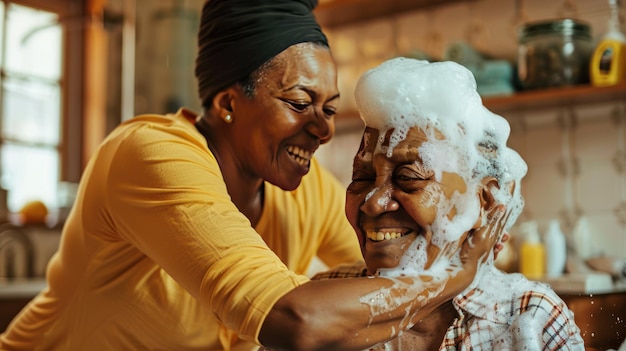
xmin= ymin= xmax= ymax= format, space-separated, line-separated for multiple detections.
xmin=5 ymin=0 xmax=90 ymax=183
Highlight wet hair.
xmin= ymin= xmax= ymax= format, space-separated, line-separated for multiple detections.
xmin=475 ymin=130 xmax=502 ymax=180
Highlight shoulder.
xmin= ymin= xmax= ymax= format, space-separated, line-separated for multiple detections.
xmin=516 ymin=287 xmax=569 ymax=316
xmin=496 ymin=275 xmax=571 ymax=319
xmin=461 ymin=271 xmax=572 ymax=323
xmin=511 ymin=283 xmax=584 ymax=347
xmin=114 ymin=110 xmax=205 ymax=148
xmin=102 ymin=110 xmax=210 ymax=168
xmin=458 ymin=270 xmax=584 ymax=350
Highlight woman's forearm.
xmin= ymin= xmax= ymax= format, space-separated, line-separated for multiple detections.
xmin=259 ymin=272 xmax=465 ymax=351
xmin=259 ymin=204 xmax=505 ymax=351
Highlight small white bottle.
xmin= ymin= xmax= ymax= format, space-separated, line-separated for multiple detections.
xmin=545 ymin=219 xmax=567 ymax=278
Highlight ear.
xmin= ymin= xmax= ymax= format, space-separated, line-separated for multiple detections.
xmin=471 ymin=177 xmax=500 ymax=229
xmin=210 ymin=88 xmax=236 ymax=120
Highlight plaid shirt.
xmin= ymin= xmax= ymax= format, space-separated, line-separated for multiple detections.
xmin=314 ymin=263 xmax=585 ymax=351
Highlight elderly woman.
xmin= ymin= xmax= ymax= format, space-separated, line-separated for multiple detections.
xmin=0 ymin=2 xmax=500 ymax=351
xmin=335 ymin=58 xmax=585 ymax=350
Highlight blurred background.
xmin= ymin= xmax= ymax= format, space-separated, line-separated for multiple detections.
xmin=0 ymin=0 xmax=625 ymax=348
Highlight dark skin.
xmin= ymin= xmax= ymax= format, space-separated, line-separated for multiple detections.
xmin=347 ymin=126 xmax=511 ymax=350
xmin=196 ymin=43 xmax=338 ymax=226
xmin=196 ymin=43 xmax=506 ymax=351
xmin=408 ymin=302 xmax=458 ymax=350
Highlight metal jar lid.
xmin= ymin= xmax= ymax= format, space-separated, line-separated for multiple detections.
xmin=518 ymin=18 xmax=592 ymax=41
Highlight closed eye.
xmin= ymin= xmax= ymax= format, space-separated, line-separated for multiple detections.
xmin=396 ymin=175 xmax=419 ymax=181
xmin=323 ymin=107 xmax=337 ymax=118
xmin=393 ymin=166 xmax=432 ymax=191
xmin=286 ymin=101 xmax=310 ymax=112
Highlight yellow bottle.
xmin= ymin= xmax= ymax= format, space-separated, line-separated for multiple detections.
xmin=590 ymin=0 xmax=626 ymax=86
xmin=518 ymin=221 xmax=545 ymax=280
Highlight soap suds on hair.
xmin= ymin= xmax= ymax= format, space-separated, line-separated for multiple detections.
xmin=355 ymin=58 xmax=527 ymax=249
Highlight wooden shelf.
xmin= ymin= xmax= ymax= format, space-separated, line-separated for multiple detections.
xmin=484 ymin=83 xmax=626 ymax=115
xmin=337 ymin=84 xmax=626 ymax=120
xmin=315 ymin=1 xmax=626 ymax=118
xmin=314 ymin=0 xmax=474 ymax=28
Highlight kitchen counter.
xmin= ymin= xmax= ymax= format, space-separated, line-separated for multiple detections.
xmin=538 ymin=272 xmax=622 ymax=295
xmin=0 ymin=277 xmax=47 ymax=299
xmin=0 ymin=278 xmax=46 ymax=332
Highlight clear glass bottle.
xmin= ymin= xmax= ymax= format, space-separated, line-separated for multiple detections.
xmin=518 ymin=19 xmax=593 ymax=90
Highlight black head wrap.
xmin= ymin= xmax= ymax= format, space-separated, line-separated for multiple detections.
xmin=195 ymin=0 xmax=329 ymax=108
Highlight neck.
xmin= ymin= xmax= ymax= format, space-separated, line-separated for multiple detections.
xmin=408 ymin=301 xmax=457 ymax=350
xmin=195 ymin=117 xmax=265 ymax=226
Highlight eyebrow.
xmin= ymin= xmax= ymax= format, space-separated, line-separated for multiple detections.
xmin=286 ymin=85 xmax=340 ymax=103
xmin=387 ymin=147 xmax=422 ymax=163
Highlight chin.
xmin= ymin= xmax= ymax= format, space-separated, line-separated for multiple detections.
xmin=365 ymin=256 xmax=402 ymax=275
xmin=273 ymin=177 xmax=303 ymax=191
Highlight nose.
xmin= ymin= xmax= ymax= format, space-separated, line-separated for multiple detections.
xmin=360 ymin=184 xmax=399 ymax=216
xmin=307 ymin=108 xmax=334 ymax=145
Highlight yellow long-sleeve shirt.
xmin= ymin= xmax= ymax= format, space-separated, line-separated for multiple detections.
xmin=0 ymin=109 xmax=362 ymax=350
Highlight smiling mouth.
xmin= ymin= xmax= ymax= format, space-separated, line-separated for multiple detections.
xmin=366 ymin=229 xmax=412 ymax=242
xmin=287 ymin=145 xmax=313 ymax=166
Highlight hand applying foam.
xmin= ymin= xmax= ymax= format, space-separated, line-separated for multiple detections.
xmin=454 ymin=204 xmax=508 ymax=287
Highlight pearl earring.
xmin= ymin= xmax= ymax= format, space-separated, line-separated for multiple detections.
xmin=224 ymin=114 xmax=232 ymax=123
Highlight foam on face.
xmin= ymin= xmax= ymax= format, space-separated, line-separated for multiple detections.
xmin=355 ymin=58 xmax=528 ymax=275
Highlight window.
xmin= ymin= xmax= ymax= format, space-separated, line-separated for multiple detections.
xmin=0 ymin=0 xmax=84 ymax=220
xmin=0 ymin=2 xmax=61 ymax=215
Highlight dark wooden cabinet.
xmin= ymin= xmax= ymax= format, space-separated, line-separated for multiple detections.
xmin=0 ymin=297 xmax=32 ymax=332
xmin=560 ymin=291 xmax=626 ymax=351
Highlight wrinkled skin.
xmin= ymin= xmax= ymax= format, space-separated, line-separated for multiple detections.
xmin=200 ymin=43 xmax=340 ymax=224
xmin=346 ymin=126 xmax=486 ymax=276
xmin=346 ymin=126 xmax=509 ymax=349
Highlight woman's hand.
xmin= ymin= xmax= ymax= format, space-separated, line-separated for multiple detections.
xmin=494 ymin=232 xmax=510 ymax=259
xmin=461 ymin=204 xmax=508 ymax=266
xmin=441 ymin=204 xmax=508 ymax=296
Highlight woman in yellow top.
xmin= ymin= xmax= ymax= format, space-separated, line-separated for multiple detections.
xmin=0 ymin=1 xmax=504 ymax=350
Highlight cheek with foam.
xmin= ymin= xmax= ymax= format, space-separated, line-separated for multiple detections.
xmin=419 ymin=182 xmax=441 ymax=208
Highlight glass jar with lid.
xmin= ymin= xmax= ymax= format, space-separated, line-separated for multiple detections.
xmin=517 ymin=19 xmax=593 ymax=90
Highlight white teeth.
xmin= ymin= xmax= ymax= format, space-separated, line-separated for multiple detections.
xmin=287 ymin=145 xmax=312 ymax=166
xmin=367 ymin=231 xmax=404 ymax=242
